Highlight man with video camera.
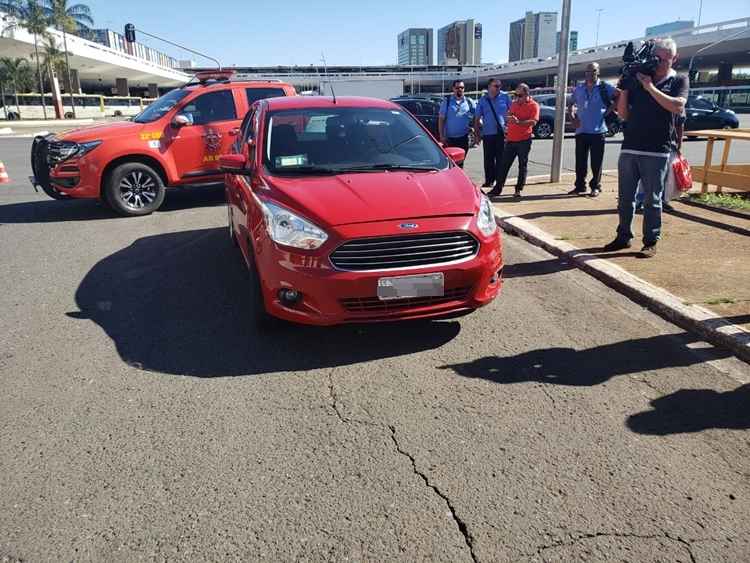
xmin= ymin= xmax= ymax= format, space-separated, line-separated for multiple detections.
xmin=604 ymin=37 xmax=688 ymax=258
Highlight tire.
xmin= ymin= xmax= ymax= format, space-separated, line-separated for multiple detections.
xmin=104 ymin=162 xmax=165 ymax=216
xmin=534 ymin=120 xmax=553 ymax=139
xmin=64 ymin=112 xmax=74 ymax=119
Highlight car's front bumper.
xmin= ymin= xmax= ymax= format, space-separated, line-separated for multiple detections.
xmin=254 ymin=216 xmax=503 ymax=326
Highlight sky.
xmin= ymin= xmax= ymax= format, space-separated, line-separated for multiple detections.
xmin=86 ymin=0 xmax=749 ymax=67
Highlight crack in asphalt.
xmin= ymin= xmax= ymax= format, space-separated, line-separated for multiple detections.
xmin=388 ymin=425 xmax=479 ymax=563
xmin=533 ymin=531 xmax=697 ymax=562
xmin=326 ymin=370 xmax=478 ymax=561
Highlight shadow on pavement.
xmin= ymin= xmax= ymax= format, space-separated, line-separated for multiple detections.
xmin=503 ymin=258 xmax=575 ymax=278
xmin=627 ymin=384 xmax=750 ymax=434
xmin=69 ymin=227 xmax=461 ymax=377
xmin=440 ymin=334 xmax=731 ymax=387
xmin=0 ymin=185 xmax=226 ymax=224
xmin=518 ymin=208 xmax=616 ymax=221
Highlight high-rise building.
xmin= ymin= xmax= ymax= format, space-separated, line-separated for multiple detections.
xmin=398 ymin=28 xmax=434 ymax=66
xmin=645 ymin=20 xmax=694 ymax=37
xmin=437 ymin=20 xmax=482 ymax=65
xmin=556 ymin=30 xmax=579 ymax=54
xmin=508 ymin=11 xmax=558 ymax=61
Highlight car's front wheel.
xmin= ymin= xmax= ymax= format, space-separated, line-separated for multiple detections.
xmin=534 ymin=120 xmax=553 ymax=139
xmin=104 ymin=162 xmax=165 ymax=216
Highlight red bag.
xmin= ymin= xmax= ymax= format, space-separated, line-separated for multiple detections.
xmin=672 ymin=152 xmax=693 ymax=192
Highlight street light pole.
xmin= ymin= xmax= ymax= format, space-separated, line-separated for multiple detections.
xmin=595 ymin=9 xmax=604 ymax=48
xmin=551 ymin=0 xmax=572 ymax=183
xmin=697 ymin=0 xmax=703 ymax=26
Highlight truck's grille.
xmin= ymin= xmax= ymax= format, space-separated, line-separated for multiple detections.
xmin=46 ymin=141 xmax=77 ymax=165
xmin=340 ymin=286 xmax=471 ymax=314
xmin=330 ymin=232 xmax=479 ymax=271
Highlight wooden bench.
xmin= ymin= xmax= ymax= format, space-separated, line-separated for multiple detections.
xmin=685 ymin=129 xmax=750 ymax=193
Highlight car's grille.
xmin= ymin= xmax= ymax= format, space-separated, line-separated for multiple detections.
xmin=340 ymin=286 xmax=471 ymax=314
xmin=330 ymin=232 xmax=479 ymax=271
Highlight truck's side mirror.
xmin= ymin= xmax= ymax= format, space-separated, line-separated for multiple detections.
xmin=171 ymin=114 xmax=192 ymax=128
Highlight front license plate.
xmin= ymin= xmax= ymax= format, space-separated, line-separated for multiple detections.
xmin=377 ymin=273 xmax=444 ymax=301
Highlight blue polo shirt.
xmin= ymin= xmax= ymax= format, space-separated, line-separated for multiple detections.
xmin=439 ymin=95 xmax=475 ymax=138
xmin=476 ymin=91 xmax=512 ymax=136
xmin=571 ymin=80 xmax=617 ymax=134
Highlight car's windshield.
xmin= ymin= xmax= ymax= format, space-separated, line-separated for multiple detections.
xmin=133 ymin=89 xmax=190 ymax=123
xmin=263 ymin=106 xmax=448 ymax=175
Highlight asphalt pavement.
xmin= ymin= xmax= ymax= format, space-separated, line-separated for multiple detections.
xmin=0 ymin=136 xmax=748 ymax=562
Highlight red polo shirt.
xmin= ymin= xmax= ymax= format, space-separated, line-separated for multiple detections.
xmin=506 ymin=98 xmax=540 ymax=142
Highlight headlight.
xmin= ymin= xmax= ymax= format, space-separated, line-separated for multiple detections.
xmin=56 ymin=140 xmax=102 ymax=161
xmin=258 ymin=199 xmax=328 ymax=250
xmin=477 ymin=195 xmax=497 ymax=236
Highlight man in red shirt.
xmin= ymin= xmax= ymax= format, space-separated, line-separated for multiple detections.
xmin=487 ymin=83 xmax=540 ymax=199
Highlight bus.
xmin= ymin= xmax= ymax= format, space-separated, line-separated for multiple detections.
xmin=0 ymin=93 xmax=155 ymax=120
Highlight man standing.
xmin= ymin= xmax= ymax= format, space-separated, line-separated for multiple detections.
xmin=604 ymin=37 xmax=688 ymax=258
xmin=567 ymin=62 xmax=618 ymax=197
xmin=475 ymin=78 xmax=512 ymax=187
xmin=487 ymin=83 xmax=539 ymax=199
xmin=438 ymin=80 xmax=475 ymax=168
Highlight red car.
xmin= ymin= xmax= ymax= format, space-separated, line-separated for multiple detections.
xmin=30 ymin=71 xmax=296 ymax=216
xmin=222 ymin=96 xmax=503 ymax=325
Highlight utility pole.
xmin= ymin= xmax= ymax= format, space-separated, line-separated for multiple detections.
xmin=697 ymin=0 xmax=703 ymax=26
xmin=551 ymin=0 xmax=572 ymax=183
xmin=595 ymin=9 xmax=604 ymax=48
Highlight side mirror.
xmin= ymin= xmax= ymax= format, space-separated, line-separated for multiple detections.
xmin=171 ymin=114 xmax=192 ymax=128
xmin=219 ymin=153 xmax=249 ymax=172
xmin=445 ymin=146 xmax=466 ymax=164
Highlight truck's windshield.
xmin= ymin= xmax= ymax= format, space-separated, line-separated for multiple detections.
xmin=133 ymin=89 xmax=190 ymax=123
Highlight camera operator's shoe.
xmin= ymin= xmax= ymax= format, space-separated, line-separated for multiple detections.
xmin=590 ymin=188 xmax=602 ymax=197
xmin=486 ymin=187 xmax=502 ymax=198
xmin=640 ymin=244 xmax=657 ymax=258
xmin=602 ymin=238 xmax=632 ymax=252
xmin=568 ymin=187 xmax=587 ymax=195
xmin=481 ymin=182 xmax=492 ymax=188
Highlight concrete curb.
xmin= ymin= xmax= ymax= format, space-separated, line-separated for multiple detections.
xmin=0 ymin=127 xmax=13 ymax=135
xmin=494 ymin=206 xmax=750 ymax=363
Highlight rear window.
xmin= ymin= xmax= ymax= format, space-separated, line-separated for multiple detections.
xmin=246 ymin=88 xmax=287 ymax=105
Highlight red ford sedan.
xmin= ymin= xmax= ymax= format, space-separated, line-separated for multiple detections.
xmin=221 ymin=96 xmax=503 ymax=325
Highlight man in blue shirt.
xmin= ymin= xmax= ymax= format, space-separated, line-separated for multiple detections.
xmin=474 ymin=78 xmax=512 ymax=188
xmin=438 ymin=80 xmax=475 ymax=168
xmin=567 ymin=62 xmax=618 ymax=197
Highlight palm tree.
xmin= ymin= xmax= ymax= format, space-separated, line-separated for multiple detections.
xmin=40 ymin=35 xmax=64 ymax=93
xmin=0 ymin=0 xmax=53 ymax=118
xmin=0 ymin=57 xmax=30 ymax=118
xmin=46 ymin=0 xmax=93 ymax=118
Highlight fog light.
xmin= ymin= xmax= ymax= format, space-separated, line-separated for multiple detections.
xmin=278 ymin=288 xmax=301 ymax=305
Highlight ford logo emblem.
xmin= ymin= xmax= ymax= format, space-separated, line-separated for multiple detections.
xmin=399 ymin=223 xmax=418 ymax=229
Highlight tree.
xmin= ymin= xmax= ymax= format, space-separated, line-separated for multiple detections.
xmin=40 ymin=35 xmax=64 ymax=91
xmin=46 ymin=0 xmax=93 ymax=118
xmin=0 ymin=0 xmax=53 ymax=119
xmin=0 ymin=57 xmax=30 ymax=118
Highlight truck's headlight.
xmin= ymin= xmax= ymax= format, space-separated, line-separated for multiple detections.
xmin=477 ymin=195 xmax=497 ymax=236
xmin=259 ymin=199 xmax=328 ymax=250
xmin=57 ymin=140 xmax=102 ymax=160
xmin=75 ymin=140 xmax=102 ymax=157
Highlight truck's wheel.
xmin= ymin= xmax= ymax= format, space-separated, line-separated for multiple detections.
xmin=104 ymin=162 xmax=165 ymax=216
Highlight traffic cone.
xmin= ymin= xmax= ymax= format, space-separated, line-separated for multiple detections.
xmin=0 ymin=162 xmax=9 ymax=184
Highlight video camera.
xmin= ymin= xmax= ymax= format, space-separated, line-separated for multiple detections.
xmin=619 ymin=40 xmax=660 ymax=90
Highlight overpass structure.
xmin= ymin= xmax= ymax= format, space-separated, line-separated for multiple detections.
xmin=221 ymin=17 xmax=750 ymax=92
xmin=0 ymin=13 xmax=189 ymax=96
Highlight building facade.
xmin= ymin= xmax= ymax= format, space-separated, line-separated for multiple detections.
xmin=645 ymin=20 xmax=694 ymax=37
xmin=398 ymin=28 xmax=434 ymax=66
xmin=437 ymin=20 xmax=482 ymax=65
xmin=509 ymin=11 xmax=558 ymax=61
xmin=556 ymin=30 xmax=579 ymax=54
xmin=88 ymin=29 xmax=179 ymax=69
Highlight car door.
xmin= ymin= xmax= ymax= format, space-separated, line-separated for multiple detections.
xmin=168 ymin=88 xmax=241 ymax=181
xmin=234 ymin=106 xmax=261 ymax=245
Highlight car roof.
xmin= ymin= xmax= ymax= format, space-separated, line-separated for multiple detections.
xmin=264 ymin=96 xmax=400 ymax=111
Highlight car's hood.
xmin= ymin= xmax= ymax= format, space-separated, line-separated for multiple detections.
xmin=55 ymin=120 xmax=146 ymax=142
xmin=264 ymin=168 xmax=479 ymax=227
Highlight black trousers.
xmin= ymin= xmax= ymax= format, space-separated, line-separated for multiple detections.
xmin=446 ymin=135 xmax=469 ymax=168
xmin=495 ymin=138 xmax=532 ymax=191
xmin=482 ymin=133 xmax=505 ymax=185
xmin=574 ymin=133 xmax=606 ymax=191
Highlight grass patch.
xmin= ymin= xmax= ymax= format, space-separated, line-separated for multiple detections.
xmin=689 ymin=193 xmax=750 ymax=211
xmin=704 ymin=297 xmax=737 ymax=305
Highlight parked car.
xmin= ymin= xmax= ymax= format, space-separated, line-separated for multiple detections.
xmin=222 ymin=96 xmax=503 ymax=326
xmin=391 ymin=96 xmax=478 ymax=146
xmin=30 ymin=70 xmax=297 ymax=216
xmin=684 ymin=95 xmax=739 ymax=132
xmin=532 ymin=93 xmax=622 ymax=139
